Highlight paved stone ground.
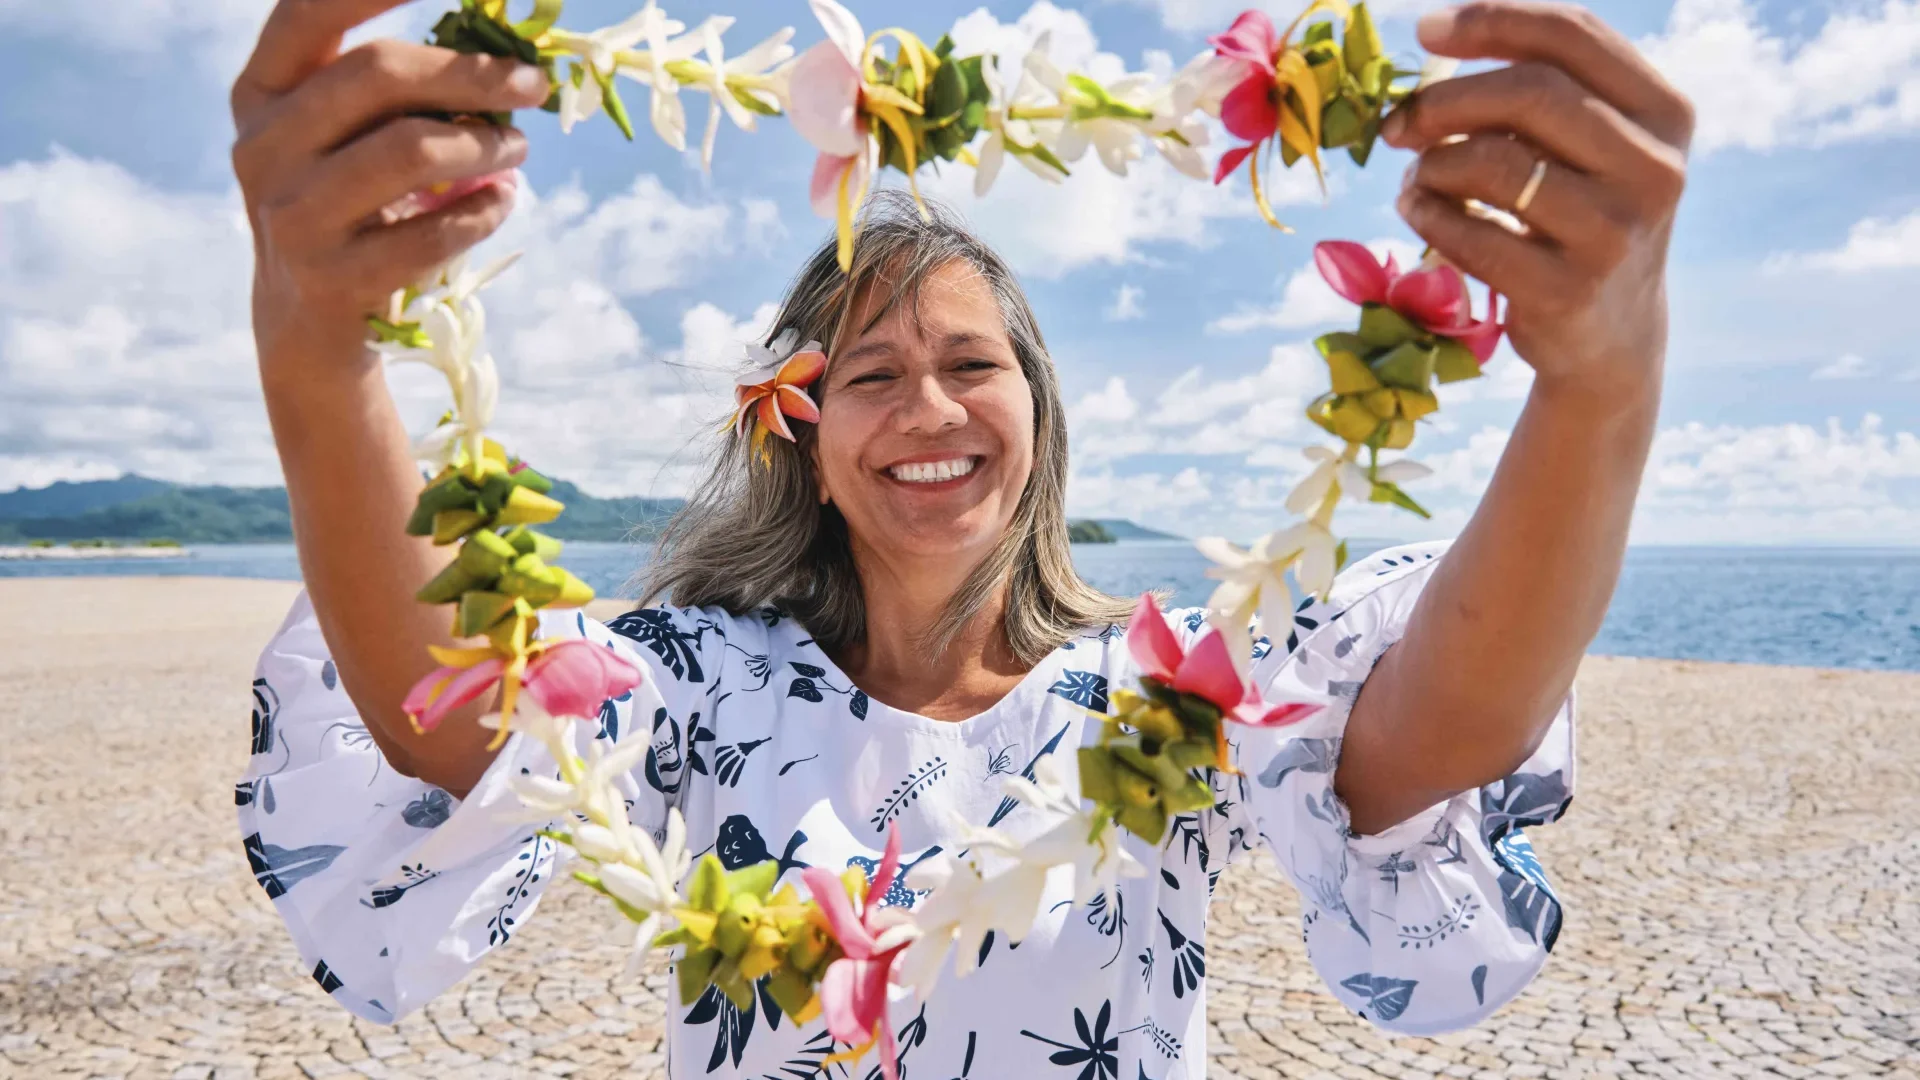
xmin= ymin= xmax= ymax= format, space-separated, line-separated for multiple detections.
xmin=1 ymin=577 xmax=1915 ymax=1079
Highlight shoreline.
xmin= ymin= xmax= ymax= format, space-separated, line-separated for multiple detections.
xmin=0 ymin=545 xmax=189 ymax=560
xmin=1 ymin=574 xmax=1913 ymax=677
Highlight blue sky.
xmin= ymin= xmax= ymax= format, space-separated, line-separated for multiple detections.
xmin=0 ymin=0 xmax=1916 ymax=545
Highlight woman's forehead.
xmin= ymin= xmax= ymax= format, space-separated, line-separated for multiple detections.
xmin=838 ymin=259 xmax=1005 ymax=351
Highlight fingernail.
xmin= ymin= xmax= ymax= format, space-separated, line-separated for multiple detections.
xmin=1397 ymin=188 xmax=1417 ymax=218
xmin=1381 ymin=107 xmax=1407 ymax=144
xmin=1416 ymin=8 xmax=1456 ymax=45
xmin=1401 ymin=159 xmax=1417 ymax=190
xmin=507 ymin=64 xmax=549 ymax=101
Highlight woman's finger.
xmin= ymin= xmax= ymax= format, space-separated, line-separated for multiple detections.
xmin=1383 ymin=61 xmax=1666 ymax=184
xmin=283 ymin=118 xmax=528 ymax=241
xmin=1396 ymin=184 xmax=1575 ymax=312
xmin=262 ymin=40 xmax=549 ymax=157
xmin=1416 ymin=1 xmax=1695 ymax=152
xmin=233 ymin=0 xmax=414 ymax=111
xmin=332 ymin=182 xmax=520 ymax=304
xmin=1407 ymin=135 xmax=1631 ymax=269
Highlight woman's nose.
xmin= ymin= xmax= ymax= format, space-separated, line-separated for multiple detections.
xmin=896 ymin=373 xmax=966 ymax=434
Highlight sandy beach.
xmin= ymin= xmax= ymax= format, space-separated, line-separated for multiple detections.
xmin=0 ymin=576 xmax=1914 ymax=1079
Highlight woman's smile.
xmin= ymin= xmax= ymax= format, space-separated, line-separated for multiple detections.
xmin=883 ymin=454 xmax=982 ymax=487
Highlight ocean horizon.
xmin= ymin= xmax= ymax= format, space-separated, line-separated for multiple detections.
xmin=6 ymin=539 xmax=1916 ymax=673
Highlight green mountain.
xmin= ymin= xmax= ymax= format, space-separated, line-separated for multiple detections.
xmin=0 ymin=475 xmax=1178 ymax=546
xmin=1088 ymin=518 xmax=1183 ymax=541
xmin=0 ymin=474 xmax=172 ymax=521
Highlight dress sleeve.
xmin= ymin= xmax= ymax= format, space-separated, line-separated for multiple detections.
xmin=1222 ymin=542 xmax=1576 ymax=1036
xmin=234 ymin=593 xmax=718 ymax=1024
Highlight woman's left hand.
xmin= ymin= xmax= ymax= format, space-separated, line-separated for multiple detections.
xmin=1383 ymin=0 xmax=1694 ymax=405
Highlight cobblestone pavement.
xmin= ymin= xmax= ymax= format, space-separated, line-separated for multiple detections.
xmin=1 ymin=577 xmax=1915 ymax=1079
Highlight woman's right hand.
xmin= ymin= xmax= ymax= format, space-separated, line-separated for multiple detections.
xmin=231 ymin=0 xmax=550 ymax=386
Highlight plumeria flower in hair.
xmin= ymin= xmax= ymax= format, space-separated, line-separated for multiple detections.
xmin=732 ymin=329 xmax=828 ymax=462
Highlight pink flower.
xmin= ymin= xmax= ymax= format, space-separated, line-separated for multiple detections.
xmin=401 ymin=638 xmax=643 ymax=734
xmin=787 ymin=0 xmax=873 ymax=222
xmin=518 ymin=638 xmax=643 ymax=720
xmin=403 ymin=654 xmax=507 ymax=734
xmin=1209 ymin=12 xmax=1279 ymax=144
xmin=1314 ymin=240 xmax=1506 ymax=362
xmin=1127 ymin=594 xmax=1320 ymax=728
xmin=802 ymin=826 xmax=919 ymax=1080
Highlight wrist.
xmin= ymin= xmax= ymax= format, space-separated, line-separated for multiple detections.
xmin=1527 ymin=359 xmax=1663 ymax=428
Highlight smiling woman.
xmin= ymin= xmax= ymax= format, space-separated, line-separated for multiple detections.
xmin=230 ymin=0 xmax=1694 ymax=1074
xmin=646 ymin=194 xmax=1133 ymax=683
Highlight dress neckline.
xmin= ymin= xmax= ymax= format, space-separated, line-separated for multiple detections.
xmin=797 ymin=623 xmax=1098 ymax=739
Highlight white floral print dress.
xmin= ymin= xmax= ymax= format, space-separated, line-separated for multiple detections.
xmin=237 ymin=542 xmax=1574 ymax=1078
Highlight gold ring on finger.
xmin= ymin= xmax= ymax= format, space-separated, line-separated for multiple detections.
xmin=1513 ymin=157 xmax=1549 ymax=215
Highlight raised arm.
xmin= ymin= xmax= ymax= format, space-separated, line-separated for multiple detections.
xmin=1335 ymin=1 xmax=1694 ymax=834
xmin=231 ymin=0 xmax=550 ymax=795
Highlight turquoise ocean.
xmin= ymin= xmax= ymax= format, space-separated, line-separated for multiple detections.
xmin=6 ymin=541 xmax=1916 ymax=672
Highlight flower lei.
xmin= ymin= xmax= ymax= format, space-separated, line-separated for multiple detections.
xmin=365 ymin=1 xmax=1511 ymax=1074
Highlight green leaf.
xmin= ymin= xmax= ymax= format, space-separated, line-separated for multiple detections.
xmin=1344 ymin=2 xmax=1385 ymax=76
xmin=598 ymin=69 xmax=636 ymax=141
xmin=730 ymin=84 xmax=782 ymax=117
xmin=1321 ymin=96 xmax=1363 ymax=148
xmin=1334 ymin=539 xmax=1350 ymax=572
xmin=676 ymin=948 xmax=719 ymax=1005
xmin=687 ymin=854 xmax=728 ymax=911
xmin=1066 ymin=72 xmax=1112 ymax=108
xmin=1357 ymin=303 xmax=1421 ymax=349
xmin=510 ymin=0 xmax=564 ymax=39
xmin=725 ymin=860 xmax=780 ymax=901
xmin=1370 ymin=341 xmax=1437 ymax=390
xmin=1303 ymin=20 xmax=1335 ymax=45
xmin=1370 ymin=480 xmax=1432 ymax=519
xmin=1433 ymin=339 xmax=1485 ymax=383
xmin=933 ymin=32 xmax=955 ymax=59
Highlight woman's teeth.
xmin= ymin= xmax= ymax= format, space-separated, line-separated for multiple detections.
xmin=888 ymin=457 xmax=976 ymax=484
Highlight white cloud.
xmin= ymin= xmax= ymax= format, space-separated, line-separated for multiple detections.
xmin=922 ymin=2 xmax=1322 ymax=278
xmin=0 ymin=0 xmax=436 ymax=81
xmin=1066 ymin=343 xmax=1325 ymax=465
xmin=0 ymin=149 xmax=766 ymax=498
xmin=1641 ymin=0 xmax=1920 ymax=153
xmin=1812 ymin=353 xmax=1873 ymax=380
xmin=1763 ymin=208 xmax=1920 ymax=274
xmin=1206 ymin=237 xmax=1422 ymax=334
xmin=1121 ymin=0 xmax=1440 ymax=34
xmin=1105 ymin=284 xmax=1147 ymax=322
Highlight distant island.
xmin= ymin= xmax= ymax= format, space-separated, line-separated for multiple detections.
xmin=0 ymin=475 xmax=1183 ymax=546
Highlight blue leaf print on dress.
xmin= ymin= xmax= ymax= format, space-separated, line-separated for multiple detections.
xmin=1492 ymin=831 xmax=1562 ymax=951
xmin=607 ymin=608 xmax=711 ymax=682
xmin=1022 ymin=1000 xmax=1119 ymax=1080
xmin=685 ymin=977 xmax=781 ymax=1072
xmin=1339 ymin=973 xmax=1418 ymax=1022
xmin=713 ymin=738 xmax=770 ymax=787
xmin=401 ymin=789 xmax=452 ymax=828
xmin=716 ymin=815 xmax=810 ymax=878
xmin=1156 ymin=911 xmax=1205 ymax=998
xmin=311 ymin=959 xmax=344 ymax=994
xmin=320 ymin=658 xmax=337 ymax=690
xmin=847 ymin=845 xmax=943 ymax=909
xmin=988 ymin=722 xmax=1071 ymax=827
xmin=366 ymin=863 xmax=438 ymax=908
xmin=485 ymin=834 xmax=547 ymax=946
xmin=1048 ymin=670 xmax=1109 ymax=712
xmin=850 ymin=689 xmax=869 ymax=720
xmin=249 ymin=678 xmax=279 ymax=756
xmin=1166 ymin=815 xmax=1209 ymax=872
xmin=244 ymin=833 xmax=344 ymax=899
xmin=644 ymin=708 xmax=685 ymax=795
xmin=869 ymin=757 xmax=949 ymax=832
xmin=1480 ymin=770 xmax=1572 ymax=845
xmin=1256 ymin=737 xmax=1341 ymax=790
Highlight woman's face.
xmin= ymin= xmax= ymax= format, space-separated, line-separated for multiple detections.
xmin=811 ymin=260 xmax=1035 ymax=569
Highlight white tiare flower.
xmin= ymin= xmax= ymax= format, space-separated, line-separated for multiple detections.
xmin=616 ymin=11 xmax=719 ymax=151
xmin=974 ymin=34 xmax=1069 ymax=196
xmin=1286 ymin=446 xmax=1432 ymax=516
xmin=504 ymin=728 xmax=651 ymax=826
xmin=549 ymin=5 xmax=683 ymax=134
xmin=1005 ymin=755 xmax=1144 ymax=912
xmin=893 ymin=852 xmax=999 ymax=997
xmin=694 ymin=24 xmax=796 ymax=170
xmin=1195 ymin=532 xmax=1297 ymax=653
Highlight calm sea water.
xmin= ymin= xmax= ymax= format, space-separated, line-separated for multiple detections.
xmin=7 ymin=541 xmax=1917 ymax=672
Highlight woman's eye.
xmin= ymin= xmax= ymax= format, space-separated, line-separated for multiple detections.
xmin=848 ymin=372 xmax=892 ymax=386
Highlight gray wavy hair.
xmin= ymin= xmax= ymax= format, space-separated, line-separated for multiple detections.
xmin=638 ymin=191 xmax=1134 ymax=663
